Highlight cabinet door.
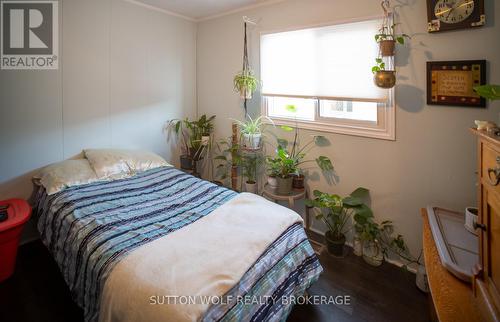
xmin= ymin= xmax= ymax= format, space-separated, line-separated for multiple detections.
xmin=482 ymin=189 xmax=500 ymax=311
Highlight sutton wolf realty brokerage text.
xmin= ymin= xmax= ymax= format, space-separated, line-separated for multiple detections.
xmin=149 ymin=295 xmax=352 ymax=306
xmin=1 ymin=1 xmax=59 ymax=70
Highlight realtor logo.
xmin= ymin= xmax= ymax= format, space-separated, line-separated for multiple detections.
xmin=1 ymin=1 xmax=58 ymax=69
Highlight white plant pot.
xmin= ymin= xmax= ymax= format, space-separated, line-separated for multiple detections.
xmin=245 ymin=181 xmax=257 ymax=194
xmin=267 ymin=176 xmax=278 ymax=188
xmin=243 ymin=133 xmax=262 ymax=149
xmin=416 ymin=264 xmax=429 ymax=293
xmin=353 ymin=235 xmax=363 ymax=257
xmin=240 ymin=88 xmax=252 ymax=100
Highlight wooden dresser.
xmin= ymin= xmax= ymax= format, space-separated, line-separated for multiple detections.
xmin=472 ymin=128 xmax=500 ymax=322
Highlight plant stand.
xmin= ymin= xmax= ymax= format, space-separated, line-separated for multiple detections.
xmin=262 ymin=184 xmax=324 ymax=255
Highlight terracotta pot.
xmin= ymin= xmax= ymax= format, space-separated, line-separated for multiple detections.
xmin=276 ymin=176 xmax=293 ymax=195
xmin=325 ymin=231 xmax=345 ymax=257
xmin=379 ymin=40 xmax=396 ymax=56
xmin=292 ymin=174 xmax=305 ymax=189
xmin=374 ymin=70 xmax=396 ymax=89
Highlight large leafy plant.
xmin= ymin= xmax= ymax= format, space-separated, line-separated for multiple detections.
xmin=166 ymin=114 xmax=216 ymax=157
xmin=276 ymin=105 xmax=333 ymax=175
xmin=306 ymin=188 xmax=373 ymax=240
xmin=474 ymin=85 xmax=500 ymax=101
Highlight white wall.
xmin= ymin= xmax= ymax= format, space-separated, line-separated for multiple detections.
xmin=0 ymin=0 xmax=197 ymax=201
xmin=197 ymin=0 xmax=500 ymax=258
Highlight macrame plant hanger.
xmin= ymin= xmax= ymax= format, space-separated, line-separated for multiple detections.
xmin=380 ymin=1 xmax=394 ymax=72
xmin=241 ymin=20 xmax=250 ymax=117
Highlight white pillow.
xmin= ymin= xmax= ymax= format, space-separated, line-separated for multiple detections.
xmin=84 ymin=149 xmax=171 ymax=180
xmin=34 ymin=159 xmax=100 ymax=195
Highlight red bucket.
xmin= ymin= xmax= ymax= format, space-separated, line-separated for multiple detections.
xmin=0 ymin=199 xmax=31 ymax=282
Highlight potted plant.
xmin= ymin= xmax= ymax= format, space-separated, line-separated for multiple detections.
xmin=266 ymin=147 xmax=298 ymax=195
xmin=232 ymin=115 xmax=273 ymax=150
xmin=372 ymin=58 xmax=396 ymax=89
xmin=166 ymin=115 xmax=216 ymax=170
xmin=306 ymin=188 xmax=373 ymax=257
xmin=233 ymin=69 xmax=259 ymax=99
xmin=354 ymin=211 xmax=427 ymax=291
xmin=375 ymin=23 xmax=410 ymax=56
xmin=241 ymin=153 xmax=264 ymax=194
xmin=277 ymin=107 xmax=334 ymax=189
xmin=266 ymin=157 xmax=280 ymax=188
xmin=474 ymin=84 xmax=500 ymax=101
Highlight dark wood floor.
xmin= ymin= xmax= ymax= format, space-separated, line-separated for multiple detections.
xmin=0 ymin=240 xmax=429 ymax=322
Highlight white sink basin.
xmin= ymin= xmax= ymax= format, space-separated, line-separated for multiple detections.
xmin=426 ymin=206 xmax=479 ymax=283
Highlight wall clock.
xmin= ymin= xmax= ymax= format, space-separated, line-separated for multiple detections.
xmin=427 ymin=0 xmax=485 ymax=33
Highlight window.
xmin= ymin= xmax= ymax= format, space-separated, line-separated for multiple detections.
xmin=260 ymin=19 xmax=395 ymax=140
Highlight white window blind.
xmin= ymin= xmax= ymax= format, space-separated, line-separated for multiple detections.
xmin=260 ymin=19 xmax=387 ymax=102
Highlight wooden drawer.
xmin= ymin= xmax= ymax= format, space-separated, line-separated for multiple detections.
xmin=482 ymin=143 xmax=500 ymax=195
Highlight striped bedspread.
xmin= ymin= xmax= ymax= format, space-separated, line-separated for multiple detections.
xmin=33 ymin=166 xmax=322 ymax=322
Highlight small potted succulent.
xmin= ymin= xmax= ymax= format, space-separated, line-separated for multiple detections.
xmin=233 ymin=69 xmax=259 ymax=99
xmin=372 ymin=58 xmax=396 ymax=89
xmin=306 ymin=188 xmax=372 ymax=257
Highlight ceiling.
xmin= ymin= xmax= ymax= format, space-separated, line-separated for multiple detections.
xmin=135 ymin=0 xmax=276 ymax=20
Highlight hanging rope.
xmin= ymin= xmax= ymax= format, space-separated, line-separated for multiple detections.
xmin=242 ymin=22 xmax=249 ymax=117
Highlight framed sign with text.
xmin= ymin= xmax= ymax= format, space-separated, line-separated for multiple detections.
xmin=427 ymin=60 xmax=486 ymax=108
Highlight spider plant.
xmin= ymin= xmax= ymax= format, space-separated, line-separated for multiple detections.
xmin=233 ymin=69 xmax=259 ymax=99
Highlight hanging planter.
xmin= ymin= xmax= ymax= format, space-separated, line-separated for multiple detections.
xmin=233 ymin=19 xmax=260 ymax=107
xmin=233 ymin=70 xmax=259 ymax=100
xmin=371 ymin=1 xmax=410 ymax=89
xmin=372 ymin=58 xmax=396 ymax=89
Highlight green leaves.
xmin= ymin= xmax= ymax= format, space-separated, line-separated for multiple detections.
xmin=316 ymin=156 xmax=333 ymax=171
xmin=233 ymin=69 xmax=260 ymax=93
xmin=372 ymin=58 xmax=386 ymax=74
xmin=474 ymin=85 xmax=500 ymax=101
xmin=285 ymin=104 xmax=297 ymax=113
xmin=279 ymin=125 xmax=294 ymax=132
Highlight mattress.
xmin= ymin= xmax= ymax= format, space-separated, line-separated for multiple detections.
xmin=33 ymin=167 xmax=322 ymax=322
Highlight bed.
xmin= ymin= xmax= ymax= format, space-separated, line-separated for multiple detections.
xmin=33 ymin=165 xmax=322 ymax=322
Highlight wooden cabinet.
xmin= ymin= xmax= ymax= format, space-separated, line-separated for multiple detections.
xmin=472 ymin=128 xmax=500 ymax=322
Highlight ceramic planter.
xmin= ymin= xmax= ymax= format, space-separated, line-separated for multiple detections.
xmin=244 ymin=181 xmax=257 ymax=194
xmin=325 ymin=231 xmax=345 ymax=257
xmin=362 ymin=240 xmax=383 ymax=266
xmin=374 ymin=70 xmax=396 ymax=89
xmin=292 ymin=174 xmax=305 ymax=189
xmin=240 ymin=88 xmax=252 ymax=100
xmin=276 ymin=176 xmax=293 ymax=195
xmin=379 ymin=40 xmax=396 ymax=56
xmin=243 ymin=133 xmax=262 ymax=150
xmin=267 ymin=176 xmax=278 ymax=188
xmin=353 ymin=234 xmax=363 ymax=257
xmin=180 ymin=155 xmax=194 ymax=170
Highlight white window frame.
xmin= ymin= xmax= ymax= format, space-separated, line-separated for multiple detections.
xmin=261 ymin=93 xmax=395 ymax=141
xmin=259 ymin=17 xmax=396 ymax=141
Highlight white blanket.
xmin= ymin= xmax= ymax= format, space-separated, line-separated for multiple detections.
xmin=99 ymin=193 xmax=303 ymax=322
